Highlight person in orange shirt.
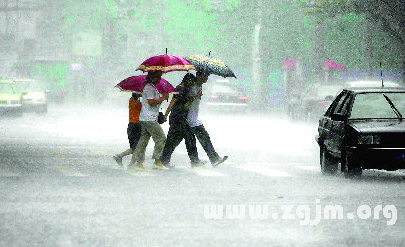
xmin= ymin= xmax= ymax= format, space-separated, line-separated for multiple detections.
xmin=113 ymin=92 xmax=142 ymax=166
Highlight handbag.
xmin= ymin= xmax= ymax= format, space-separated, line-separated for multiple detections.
xmin=158 ymin=112 xmax=165 ymax=124
xmin=150 ymin=84 xmax=166 ymax=124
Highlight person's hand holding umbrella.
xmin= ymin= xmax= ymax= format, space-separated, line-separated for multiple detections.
xmin=163 ymin=92 xmax=170 ymax=101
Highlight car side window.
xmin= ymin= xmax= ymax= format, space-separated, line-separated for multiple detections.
xmin=335 ymin=93 xmax=352 ymax=115
xmin=332 ymin=92 xmax=349 ymax=115
xmin=326 ymin=91 xmax=346 ymax=116
xmin=0 ymin=84 xmax=15 ymax=94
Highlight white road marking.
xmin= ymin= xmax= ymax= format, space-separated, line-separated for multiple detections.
xmin=0 ymin=171 xmax=19 ymax=177
xmin=235 ymin=165 xmax=292 ymax=177
xmin=90 ymin=148 xmax=111 ymax=155
xmin=173 ymin=150 xmax=233 ymax=166
xmin=369 ymin=169 xmax=405 ymax=176
xmin=57 ymin=165 xmax=87 ymax=177
xmin=0 ymin=165 xmax=19 ymax=177
xmin=178 ymin=166 xmax=225 ymax=177
xmin=295 ymin=165 xmax=319 ymax=171
xmin=125 ymin=168 xmax=156 ymax=176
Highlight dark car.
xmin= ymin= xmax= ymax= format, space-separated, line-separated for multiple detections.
xmin=200 ymin=79 xmax=248 ymax=114
xmin=288 ymin=81 xmax=402 ymax=121
xmin=316 ymin=86 xmax=405 ymax=178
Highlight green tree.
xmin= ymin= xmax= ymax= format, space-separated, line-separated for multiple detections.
xmin=305 ymin=0 xmax=405 ymax=80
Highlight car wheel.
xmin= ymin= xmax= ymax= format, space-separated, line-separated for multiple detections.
xmin=343 ymin=153 xmax=362 ymax=178
xmin=320 ymin=146 xmax=338 ymax=175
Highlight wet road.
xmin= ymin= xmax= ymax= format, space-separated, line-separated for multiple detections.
xmin=0 ymin=104 xmax=404 ymax=247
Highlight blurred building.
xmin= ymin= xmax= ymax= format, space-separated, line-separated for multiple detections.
xmin=0 ymin=0 xmax=39 ymax=74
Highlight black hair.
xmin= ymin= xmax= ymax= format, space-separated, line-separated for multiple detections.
xmin=182 ymin=73 xmax=196 ymax=87
xmin=146 ymin=72 xmax=153 ymax=84
xmin=146 ymin=71 xmax=162 ymax=84
xmin=196 ymin=69 xmax=208 ymax=77
xmin=131 ymin=92 xmax=140 ymax=99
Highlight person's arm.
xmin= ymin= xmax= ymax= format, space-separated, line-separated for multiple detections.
xmin=147 ymin=92 xmax=169 ymax=106
xmin=164 ymin=97 xmax=177 ymax=119
xmin=188 ymin=90 xmax=203 ymax=101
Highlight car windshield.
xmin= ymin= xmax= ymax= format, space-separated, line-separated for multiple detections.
xmin=19 ymin=81 xmax=45 ymax=91
xmin=350 ymin=92 xmax=405 ymax=119
xmin=0 ymin=83 xmax=18 ymax=94
xmin=317 ymin=85 xmax=342 ymax=99
xmin=304 ymin=84 xmax=341 ymax=99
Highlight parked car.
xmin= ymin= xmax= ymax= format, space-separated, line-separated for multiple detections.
xmin=316 ymin=85 xmax=405 ymax=178
xmin=14 ymin=78 xmax=48 ymax=114
xmin=288 ymin=80 xmax=403 ymax=121
xmin=287 ymin=83 xmax=342 ymax=121
xmin=200 ymin=79 xmax=248 ymax=114
xmin=0 ymin=79 xmax=27 ymax=116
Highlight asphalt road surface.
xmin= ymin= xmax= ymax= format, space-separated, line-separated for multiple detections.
xmin=0 ymin=103 xmax=404 ymax=247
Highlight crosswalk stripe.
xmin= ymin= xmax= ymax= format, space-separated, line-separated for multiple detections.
xmin=173 ymin=150 xmax=233 ymax=166
xmin=0 ymin=172 xmax=19 ymax=177
xmin=178 ymin=166 xmax=225 ymax=177
xmin=57 ymin=165 xmax=87 ymax=177
xmin=90 ymin=147 xmax=113 ymax=156
xmin=295 ymin=165 xmax=319 ymax=171
xmin=108 ymin=164 xmax=157 ymax=176
xmin=369 ymin=169 xmax=405 ymax=176
xmin=235 ymin=165 xmax=292 ymax=177
xmin=275 ymin=150 xmax=312 ymax=157
xmin=125 ymin=168 xmax=156 ymax=176
xmin=0 ymin=165 xmax=19 ymax=177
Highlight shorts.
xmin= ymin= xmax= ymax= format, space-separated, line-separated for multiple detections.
xmin=127 ymin=122 xmax=142 ymax=149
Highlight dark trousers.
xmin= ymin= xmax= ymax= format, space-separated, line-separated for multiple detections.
xmin=127 ymin=122 xmax=142 ymax=149
xmin=191 ymin=124 xmax=220 ymax=164
xmin=161 ymin=120 xmax=199 ymax=165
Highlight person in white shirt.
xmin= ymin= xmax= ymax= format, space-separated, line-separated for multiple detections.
xmin=187 ymin=70 xmax=228 ymax=166
xmin=129 ymin=71 xmax=169 ymax=170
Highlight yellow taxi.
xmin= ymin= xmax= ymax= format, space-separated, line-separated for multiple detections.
xmin=0 ymin=79 xmax=27 ymax=116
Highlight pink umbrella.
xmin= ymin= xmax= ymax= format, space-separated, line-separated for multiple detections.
xmin=137 ymin=54 xmax=195 ymax=73
xmin=116 ymin=75 xmax=178 ymax=94
xmin=324 ymin=60 xmax=347 ymax=70
xmin=282 ymin=59 xmax=296 ymax=69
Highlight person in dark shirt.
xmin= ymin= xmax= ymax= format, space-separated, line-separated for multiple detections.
xmin=161 ymin=73 xmax=206 ymax=168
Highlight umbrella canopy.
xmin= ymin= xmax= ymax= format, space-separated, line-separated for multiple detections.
xmin=185 ymin=55 xmax=236 ymax=78
xmin=116 ymin=75 xmax=178 ymax=94
xmin=282 ymin=59 xmax=296 ymax=69
xmin=137 ymin=54 xmax=195 ymax=73
xmin=324 ymin=60 xmax=347 ymax=70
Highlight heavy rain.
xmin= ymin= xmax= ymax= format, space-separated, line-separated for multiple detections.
xmin=0 ymin=1 xmax=404 ymax=247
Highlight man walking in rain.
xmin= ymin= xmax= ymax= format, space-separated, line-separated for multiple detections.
xmin=187 ymin=70 xmax=228 ymax=166
xmin=160 ymin=73 xmax=206 ymax=168
xmin=129 ymin=71 xmax=169 ymax=170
